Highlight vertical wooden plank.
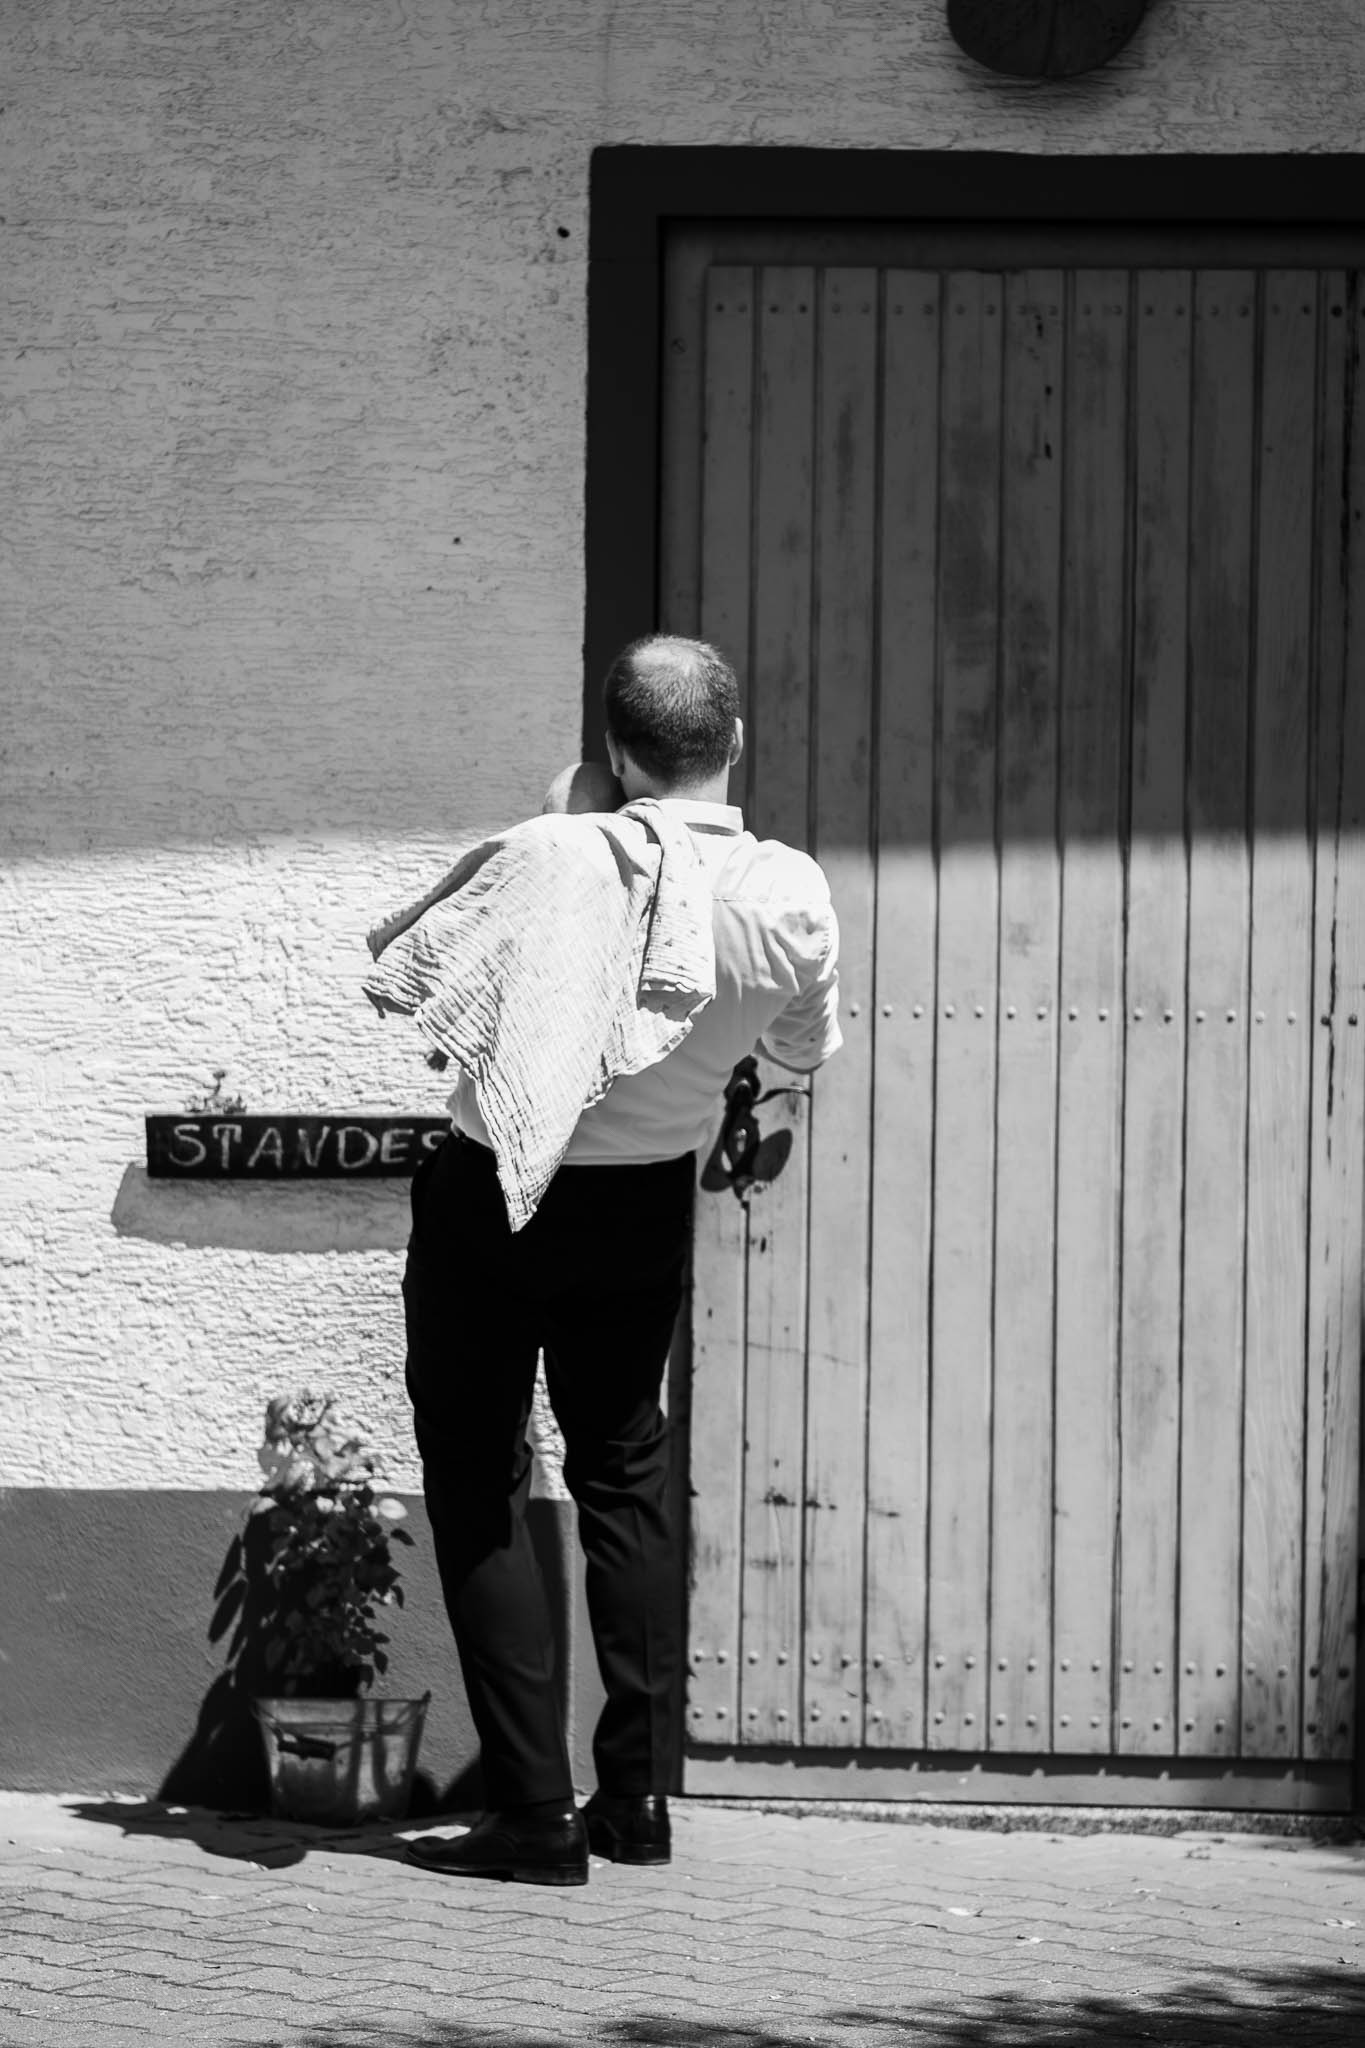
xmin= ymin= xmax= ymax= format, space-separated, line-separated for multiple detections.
xmin=1053 ymin=272 xmax=1129 ymax=1754
xmin=864 ymin=273 xmax=940 ymax=1750
xmin=684 ymin=268 xmax=754 ymax=1746
xmin=1304 ymin=271 xmax=1363 ymax=1764
xmin=988 ymin=270 xmax=1062 ymax=1755
xmin=1116 ymin=272 xmax=1191 ymax=1757
xmin=1177 ymin=269 xmax=1257 ymax=1758
xmin=739 ymin=266 xmax=816 ymax=1746
xmin=658 ymin=238 xmax=710 ymax=639
xmin=802 ymin=267 xmax=879 ymax=1748
xmin=926 ymin=270 xmax=1002 ymax=1752
xmin=1240 ymin=276 xmax=1317 ymax=1759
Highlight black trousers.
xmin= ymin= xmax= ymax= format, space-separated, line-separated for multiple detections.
xmin=403 ymin=1131 xmax=694 ymax=1808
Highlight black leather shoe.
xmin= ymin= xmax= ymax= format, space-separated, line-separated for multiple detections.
xmin=583 ymin=1792 xmax=671 ymax=1865
xmin=404 ymin=1807 xmax=588 ymax=1886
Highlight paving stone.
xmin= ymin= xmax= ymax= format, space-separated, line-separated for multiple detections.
xmin=1 ymin=1795 xmax=1362 ymax=2046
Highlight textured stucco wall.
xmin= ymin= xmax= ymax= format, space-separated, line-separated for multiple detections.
xmin=5 ymin=0 xmax=1365 ymax=1492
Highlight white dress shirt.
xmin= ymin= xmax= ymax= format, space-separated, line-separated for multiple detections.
xmin=449 ymin=799 xmax=842 ymax=1165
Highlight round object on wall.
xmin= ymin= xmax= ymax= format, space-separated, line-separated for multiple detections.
xmin=947 ymin=0 xmax=1149 ymax=79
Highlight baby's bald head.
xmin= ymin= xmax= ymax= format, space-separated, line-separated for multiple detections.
xmin=541 ymin=760 xmax=625 ymax=816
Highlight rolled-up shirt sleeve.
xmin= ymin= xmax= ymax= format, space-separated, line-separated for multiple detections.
xmin=759 ymin=896 xmax=843 ymax=1073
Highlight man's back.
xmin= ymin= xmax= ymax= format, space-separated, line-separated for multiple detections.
xmin=447 ymin=796 xmax=841 ymax=1165
xmin=400 ymin=631 xmax=841 ymax=1887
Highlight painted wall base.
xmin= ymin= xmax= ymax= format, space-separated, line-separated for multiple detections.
xmin=0 ymin=1490 xmax=587 ymax=1809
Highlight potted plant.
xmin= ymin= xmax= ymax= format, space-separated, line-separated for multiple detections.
xmin=239 ymin=1391 xmax=429 ymax=1825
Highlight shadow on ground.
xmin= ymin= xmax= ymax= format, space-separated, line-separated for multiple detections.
xmin=62 ymin=1795 xmax=1365 ymax=1879
xmin=65 ymin=1798 xmax=476 ymax=1871
xmin=269 ymin=1969 xmax=1365 ymax=2046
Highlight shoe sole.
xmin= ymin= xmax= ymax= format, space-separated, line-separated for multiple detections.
xmin=585 ymin=1819 xmax=671 ymax=1866
xmin=404 ymin=1848 xmax=588 ymax=1886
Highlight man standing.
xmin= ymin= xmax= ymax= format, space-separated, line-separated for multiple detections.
xmin=402 ymin=634 xmax=841 ymax=1884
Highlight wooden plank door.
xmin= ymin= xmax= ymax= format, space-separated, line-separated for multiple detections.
xmin=660 ymin=226 xmax=1363 ymax=1805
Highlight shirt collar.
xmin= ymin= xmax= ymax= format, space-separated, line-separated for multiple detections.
xmin=652 ymin=797 xmax=745 ymax=836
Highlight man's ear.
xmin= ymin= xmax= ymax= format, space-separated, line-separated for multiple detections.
xmin=728 ymin=717 xmax=745 ymax=768
xmin=605 ymin=731 xmax=626 ymax=779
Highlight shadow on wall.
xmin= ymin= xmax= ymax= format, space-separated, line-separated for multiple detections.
xmin=110 ymin=1163 xmax=411 ymax=1253
xmin=0 ymin=1486 xmax=528 ymax=1805
xmin=5 ymin=656 xmax=539 ymax=862
xmin=157 ymin=1507 xmax=467 ymax=1819
xmin=272 ymin=1971 xmax=1365 ymax=2045
xmin=156 ymin=1501 xmax=567 ymax=1817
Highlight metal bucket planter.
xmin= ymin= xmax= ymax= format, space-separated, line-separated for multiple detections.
xmin=254 ymin=1693 xmax=431 ymax=1826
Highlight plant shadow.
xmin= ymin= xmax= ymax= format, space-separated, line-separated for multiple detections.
xmin=149 ymin=1498 xmax=484 ymax=1831
xmin=271 ymin=1961 xmax=1365 ymax=2044
xmin=65 ymin=1793 xmax=479 ymax=1872
xmin=66 ymin=1490 xmax=484 ymax=1864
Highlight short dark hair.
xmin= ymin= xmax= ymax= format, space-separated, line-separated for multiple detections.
xmin=602 ymin=634 xmax=739 ymax=785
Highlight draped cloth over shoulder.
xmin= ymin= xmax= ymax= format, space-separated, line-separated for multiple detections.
xmin=362 ymin=800 xmax=716 ymax=1230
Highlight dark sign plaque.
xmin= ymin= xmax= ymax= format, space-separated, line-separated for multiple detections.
xmin=145 ymin=1115 xmax=451 ymax=1179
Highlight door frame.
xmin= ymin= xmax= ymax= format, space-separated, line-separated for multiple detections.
xmin=583 ymin=149 xmax=1365 ymax=1813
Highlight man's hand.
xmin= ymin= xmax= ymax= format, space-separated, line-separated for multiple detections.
xmin=699 ymin=1056 xmax=801 ymax=1200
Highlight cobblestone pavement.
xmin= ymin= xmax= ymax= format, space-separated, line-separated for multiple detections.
xmin=1 ymin=1794 xmax=1362 ymax=2047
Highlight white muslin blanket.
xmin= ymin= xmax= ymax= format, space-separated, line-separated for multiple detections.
xmin=362 ymin=799 xmax=715 ymax=1229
